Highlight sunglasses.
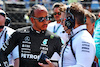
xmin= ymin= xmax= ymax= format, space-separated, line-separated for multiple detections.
xmin=32 ymin=16 xmax=49 ymax=22
xmin=53 ymin=12 xmax=61 ymax=15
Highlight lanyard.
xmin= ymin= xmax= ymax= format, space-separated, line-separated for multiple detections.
xmin=4 ymin=31 xmax=7 ymax=42
xmin=0 ymin=30 xmax=5 ymax=39
xmin=61 ymin=29 xmax=87 ymax=67
xmin=53 ymin=24 xmax=61 ymax=34
xmin=0 ymin=28 xmax=7 ymax=43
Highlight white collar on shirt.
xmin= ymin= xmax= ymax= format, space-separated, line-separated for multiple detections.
xmin=71 ymin=25 xmax=87 ymax=35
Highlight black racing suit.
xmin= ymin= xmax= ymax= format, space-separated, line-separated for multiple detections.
xmin=0 ymin=26 xmax=63 ymax=67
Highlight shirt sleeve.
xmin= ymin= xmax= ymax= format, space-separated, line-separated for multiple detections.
xmin=66 ymin=37 xmax=96 ymax=67
xmin=0 ymin=31 xmax=19 ymax=67
xmin=54 ymin=37 xmax=63 ymax=55
xmin=76 ymin=38 xmax=95 ymax=67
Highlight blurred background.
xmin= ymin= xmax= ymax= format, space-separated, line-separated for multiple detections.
xmin=0 ymin=0 xmax=100 ymax=29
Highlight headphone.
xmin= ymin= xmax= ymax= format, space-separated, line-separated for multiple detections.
xmin=65 ymin=6 xmax=75 ymax=29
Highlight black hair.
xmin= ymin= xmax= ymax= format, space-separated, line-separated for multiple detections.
xmin=28 ymin=4 xmax=44 ymax=18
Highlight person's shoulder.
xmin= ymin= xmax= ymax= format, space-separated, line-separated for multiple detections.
xmin=47 ymin=21 xmax=57 ymax=30
xmin=77 ymin=31 xmax=94 ymax=42
xmin=79 ymin=30 xmax=91 ymax=38
xmin=46 ymin=30 xmax=63 ymax=44
xmin=3 ymin=26 xmax=15 ymax=36
xmin=5 ymin=26 xmax=15 ymax=31
xmin=46 ymin=30 xmax=60 ymax=38
xmin=48 ymin=21 xmax=57 ymax=26
xmin=5 ymin=26 xmax=15 ymax=32
xmin=16 ymin=26 xmax=31 ymax=33
xmin=74 ymin=31 xmax=95 ymax=48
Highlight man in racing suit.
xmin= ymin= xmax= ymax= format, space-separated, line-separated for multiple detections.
xmin=0 ymin=4 xmax=63 ymax=67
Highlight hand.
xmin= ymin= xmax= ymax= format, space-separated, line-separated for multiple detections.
xmin=38 ymin=59 xmax=57 ymax=67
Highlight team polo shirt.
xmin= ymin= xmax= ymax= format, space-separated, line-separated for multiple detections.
xmin=59 ymin=25 xmax=96 ymax=67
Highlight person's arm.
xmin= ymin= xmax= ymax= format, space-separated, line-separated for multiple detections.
xmin=0 ymin=49 xmax=9 ymax=67
xmin=12 ymin=46 xmax=19 ymax=67
xmin=55 ymin=37 xmax=63 ymax=55
xmin=0 ymin=32 xmax=19 ymax=67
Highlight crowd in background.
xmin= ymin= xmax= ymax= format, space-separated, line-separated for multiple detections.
xmin=0 ymin=0 xmax=100 ymax=26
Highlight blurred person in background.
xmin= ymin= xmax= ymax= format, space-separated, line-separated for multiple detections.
xmin=59 ymin=3 xmax=71 ymax=38
xmin=47 ymin=2 xmax=69 ymax=44
xmin=94 ymin=12 xmax=100 ymax=67
xmin=39 ymin=2 xmax=95 ymax=67
xmin=0 ymin=4 xmax=63 ymax=67
xmin=42 ymin=0 xmax=51 ymax=11
xmin=84 ymin=9 xmax=99 ymax=67
xmin=84 ymin=9 xmax=96 ymax=36
xmin=94 ymin=12 xmax=100 ymax=28
xmin=0 ymin=9 xmax=19 ymax=67
xmin=82 ymin=0 xmax=92 ymax=12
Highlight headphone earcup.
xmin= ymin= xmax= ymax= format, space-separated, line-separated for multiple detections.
xmin=65 ymin=16 xmax=75 ymax=29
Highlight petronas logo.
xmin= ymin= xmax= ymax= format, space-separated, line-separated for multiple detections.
xmin=42 ymin=39 xmax=48 ymax=45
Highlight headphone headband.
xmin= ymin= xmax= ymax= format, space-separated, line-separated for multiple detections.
xmin=66 ymin=6 xmax=74 ymax=20
xmin=65 ymin=6 xmax=75 ymax=29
